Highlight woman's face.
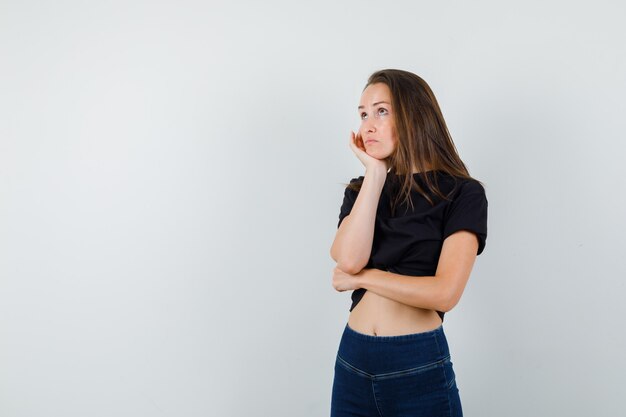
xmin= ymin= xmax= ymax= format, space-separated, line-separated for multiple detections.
xmin=358 ymin=82 xmax=397 ymax=160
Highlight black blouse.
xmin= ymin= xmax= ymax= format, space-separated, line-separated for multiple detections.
xmin=337 ymin=170 xmax=488 ymax=322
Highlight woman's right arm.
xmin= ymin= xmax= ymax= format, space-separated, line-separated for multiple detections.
xmin=330 ymin=168 xmax=387 ymax=275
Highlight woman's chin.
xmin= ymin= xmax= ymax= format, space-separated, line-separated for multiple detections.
xmin=367 ymin=151 xmax=389 ymax=160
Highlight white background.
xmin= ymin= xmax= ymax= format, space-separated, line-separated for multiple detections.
xmin=1 ymin=1 xmax=625 ymax=416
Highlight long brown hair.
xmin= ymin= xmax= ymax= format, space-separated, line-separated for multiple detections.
xmin=344 ymin=69 xmax=484 ymax=215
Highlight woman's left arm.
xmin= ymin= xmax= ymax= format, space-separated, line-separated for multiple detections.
xmin=356 ymin=230 xmax=480 ymax=312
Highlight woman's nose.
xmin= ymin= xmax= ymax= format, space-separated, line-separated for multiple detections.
xmin=364 ymin=118 xmax=376 ymax=132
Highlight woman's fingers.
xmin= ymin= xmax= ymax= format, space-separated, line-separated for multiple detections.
xmin=348 ymin=130 xmax=390 ymax=174
xmin=349 ymin=131 xmax=358 ymax=149
xmin=355 ymin=132 xmax=366 ymax=152
xmin=349 ymin=131 xmax=365 ymax=153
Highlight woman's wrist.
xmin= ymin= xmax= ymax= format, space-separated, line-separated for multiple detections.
xmin=353 ymin=267 xmax=371 ymax=289
xmin=364 ymin=166 xmax=388 ymax=185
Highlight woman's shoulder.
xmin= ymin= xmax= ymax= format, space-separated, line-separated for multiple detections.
xmin=449 ymin=175 xmax=485 ymax=195
xmin=431 ymin=171 xmax=484 ymax=190
xmin=343 ymin=176 xmax=365 ymax=194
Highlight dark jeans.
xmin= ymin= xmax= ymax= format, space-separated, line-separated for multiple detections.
xmin=330 ymin=322 xmax=462 ymax=417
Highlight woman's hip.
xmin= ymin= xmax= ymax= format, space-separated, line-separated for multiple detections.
xmin=337 ymin=321 xmax=451 ymax=376
xmin=332 ymin=322 xmax=462 ymax=416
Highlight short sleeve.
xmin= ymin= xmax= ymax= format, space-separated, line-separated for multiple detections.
xmin=337 ymin=177 xmax=361 ymax=228
xmin=442 ymin=180 xmax=488 ymax=255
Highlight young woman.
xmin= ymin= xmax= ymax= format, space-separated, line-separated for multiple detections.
xmin=329 ymin=69 xmax=488 ymax=417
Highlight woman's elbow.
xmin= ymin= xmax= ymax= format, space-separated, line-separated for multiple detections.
xmin=335 ymin=261 xmax=362 ymax=275
xmin=439 ymin=299 xmax=455 ymax=313
xmin=439 ymin=288 xmax=462 ymax=313
xmin=330 ymin=248 xmax=367 ymax=274
xmin=333 ymin=256 xmax=369 ymax=275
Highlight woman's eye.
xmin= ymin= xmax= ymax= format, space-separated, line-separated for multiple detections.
xmin=360 ymin=108 xmax=388 ymax=120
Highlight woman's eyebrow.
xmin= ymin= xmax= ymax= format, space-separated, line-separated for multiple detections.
xmin=358 ymin=101 xmax=390 ymax=110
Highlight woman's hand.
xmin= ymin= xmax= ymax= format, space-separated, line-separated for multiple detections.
xmin=332 ymin=266 xmax=367 ymax=292
xmin=349 ymin=131 xmax=389 ymax=173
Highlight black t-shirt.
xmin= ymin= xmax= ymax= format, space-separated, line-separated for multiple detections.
xmin=337 ymin=170 xmax=488 ymax=322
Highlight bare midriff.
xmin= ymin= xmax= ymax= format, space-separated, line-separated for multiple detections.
xmin=347 ymin=290 xmax=443 ymax=336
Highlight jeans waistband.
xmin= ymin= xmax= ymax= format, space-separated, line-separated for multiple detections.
xmin=337 ymin=322 xmax=450 ymax=376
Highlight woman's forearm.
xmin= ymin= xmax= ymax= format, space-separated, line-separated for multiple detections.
xmin=358 ymin=268 xmax=450 ymax=312
xmin=330 ymin=170 xmax=386 ymax=274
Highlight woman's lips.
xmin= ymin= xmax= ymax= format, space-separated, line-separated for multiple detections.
xmin=365 ymin=139 xmax=378 ymax=144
